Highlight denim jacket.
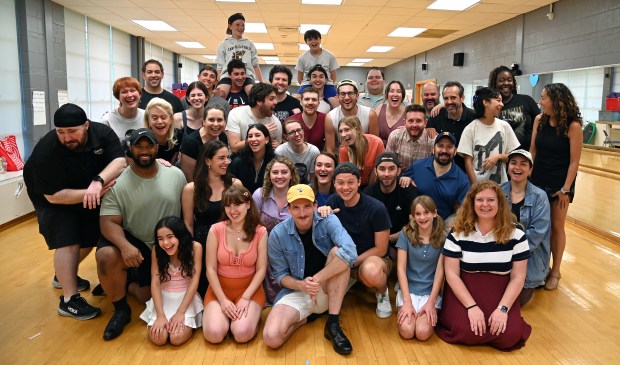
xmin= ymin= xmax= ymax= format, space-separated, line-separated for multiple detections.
xmin=501 ymin=181 xmax=551 ymax=288
xmin=268 ymin=211 xmax=358 ymax=302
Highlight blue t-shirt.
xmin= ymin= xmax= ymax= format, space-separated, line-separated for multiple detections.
xmin=325 ymin=193 xmax=391 ymax=255
xmin=395 ymin=231 xmax=442 ymax=295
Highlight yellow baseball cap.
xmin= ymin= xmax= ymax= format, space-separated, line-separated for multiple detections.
xmin=287 ymin=184 xmax=315 ymax=203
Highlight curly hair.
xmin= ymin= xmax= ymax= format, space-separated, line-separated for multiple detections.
xmin=488 ymin=65 xmax=517 ymax=94
xmin=338 ymin=116 xmax=367 ymax=170
xmin=193 ymin=140 xmax=234 ymax=213
xmin=311 ymin=151 xmax=338 ymax=196
xmin=154 ymin=216 xmax=196 ymax=283
xmin=221 ymin=185 xmax=263 ymax=242
xmin=453 ymin=180 xmax=516 ymax=244
xmin=402 ymin=196 xmax=445 ymax=249
xmin=539 ymin=83 xmax=583 ymax=136
xmin=260 ymin=155 xmax=300 ymax=201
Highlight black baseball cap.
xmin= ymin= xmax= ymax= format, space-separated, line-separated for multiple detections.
xmin=128 ymin=128 xmax=157 ymax=146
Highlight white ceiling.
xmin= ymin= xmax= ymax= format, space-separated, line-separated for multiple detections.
xmin=52 ymin=0 xmax=555 ymax=67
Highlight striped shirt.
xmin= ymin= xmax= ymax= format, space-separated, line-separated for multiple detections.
xmin=443 ymin=225 xmax=530 ymax=275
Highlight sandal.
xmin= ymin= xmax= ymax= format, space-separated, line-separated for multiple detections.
xmin=544 ymin=272 xmax=561 ymax=291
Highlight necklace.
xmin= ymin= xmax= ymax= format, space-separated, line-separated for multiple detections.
xmin=254 ymin=159 xmax=264 ymax=183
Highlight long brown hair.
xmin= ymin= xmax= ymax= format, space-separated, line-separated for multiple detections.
xmin=539 ymin=83 xmax=583 ymax=137
xmin=453 ymin=181 xmax=515 ymax=244
xmin=260 ymin=155 xmax=299 ymax=201
xmin=402 ymin=196 xmax=445 ymax=249
xmin=193 ymin=140 xmax=233 ymax=213
xmin=221 ymin=185 xmax=262 ymax=242
xmin=311 ymin=151 xmax=338 ymax=196
xmin=338 ymin=116 xmax=367 ymax=169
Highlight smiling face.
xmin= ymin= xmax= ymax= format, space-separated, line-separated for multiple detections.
xmin=289 ymin=198 xmax=316 ymax=232
xmin=422 ymin=83 xmax=439 ymax=111
xmin=157 ymin=227 xmax=179 ymax=257
xmin=305 ymin=36 xmax=321 ymax=52
xmin=147 ymin=106 xmax=172 ymax=139
xmin=496 ymin=71 xmax=515 ymax=101
xmin=284 ymin=121 xmax=305 ymax=146
xmin=224 ymin=201 xmax=250 ymax=224
xmin=539 ymin=88 xmax=553 ymax=116
xmin=314 ymin=154 xmax=335 ymax=186
xmin=119 ymin=86 xmax=140 ymax=109
xmin=142 ymin=63 xmax=163 ymax=89
xmin=228 ymin=19 xmax=245 ymax=38
xmin=271 ymin=72 xmax=290 ymax=95
xmin=130 ymin=137 xmax=158 ymax=168
xmin=310 ymin=70 xmax=327 ymax=89
xmin=269 ymin=162 xmax=292 ymax=190
xmin=474 ymin=188 xmax=499 ymax=221
xmin=257 ymin=92 xmax=277 ymax=117
xmin=413 ymin=203 xmax=437 ymax=232
xmin=199 ymin=69 xmax=217 ymax=90
xmin=334 ymin=173 xmax=360 ymax=204
xmin=204 ymin=108 xmax=226 ymax=138
xmin=187 ymin=87 xmax=206 ymax=109
xmin=246 ymin=127 xmax=269 ymax=154
xmin=405 ymin=110 xmax=426 ymax=140
xmin=376 ymin=161 xmax=400 ymax=190
xmin=483 ymin=95 xmax=504 ymax=117
xmin=338 ymin=85 xmax=358 ymax=112
xmin=230 ymin=67 xmax=246 ymax=89
xmin=366 ymin=69 xmax=384 ymax=95
xmin=338 ymin=123 xmax=357 ymax=146
xmin=207 ymin=146 xmax=231 ymax=177
xmin=507 ymin=155 xmax=532 ymax=183
xmin=386 ymin=82 xmax=403 ymax=107
xmin=442 ymin=86 xmax=464 ymax=118
xmin=433 ymin=137 xmax=456 ymax=166
xmin=301 ymin=91 xmax=319 ymax=115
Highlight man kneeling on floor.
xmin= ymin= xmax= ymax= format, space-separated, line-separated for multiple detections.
xmin=263 ymin=185 xmax=358 ymax=355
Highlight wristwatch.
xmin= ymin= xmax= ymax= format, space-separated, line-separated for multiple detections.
xmin=499 ymin=305 xmax=509 ymax=313
xmin=560 ymin=187 xmax=569 ymax=195
xmin=93 ymin=175 xmax=105 ymax=185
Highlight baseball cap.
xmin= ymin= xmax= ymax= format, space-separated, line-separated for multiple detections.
xmin=128 ymin=128 xmax=157 ymax=146
xmin=336 ymin=79 xmax=358 ymax=92
xmin=508 ymin=149 xmax=533 ymax=165
xmin=434 ymin=131 xmax=457 ymax=146
xmin=333 ymin=162 xmax=360 ymax=179
xmin=287 ymin=184 xmax=315 ymax=203
xmin=227 ymin=13 xmax=245 ymax=35
xmin=54 ymin=103 xmax=89 ymax=128
xmin=375 ymin=151 xmax=400 ymax=168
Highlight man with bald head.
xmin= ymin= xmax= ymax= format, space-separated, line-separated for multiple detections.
xmin=358 ymin=67 xmax=385 ymax=109
xmin=421 ymin=82 xmax=440 ymax=117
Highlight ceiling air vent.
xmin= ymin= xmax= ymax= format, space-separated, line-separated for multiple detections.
xmin=276 ymin=26 xmax=300 ymax=33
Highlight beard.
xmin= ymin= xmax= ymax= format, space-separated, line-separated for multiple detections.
xmin=131 ymin=151 xmax=157 ymax=168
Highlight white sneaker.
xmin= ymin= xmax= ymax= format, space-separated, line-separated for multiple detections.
xmin=375 ymin=287 xmax=392 ymax=318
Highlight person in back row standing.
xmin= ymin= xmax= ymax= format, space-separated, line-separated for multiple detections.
xmin=138 ymin=59 xmax=184 ymax=114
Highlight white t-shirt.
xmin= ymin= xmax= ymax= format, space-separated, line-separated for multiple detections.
xmin=327 ymin=105 xmax=372 ymax=133
xmin=99 ymin=108 xmax=145 ymax=141
xmin=457 ymin=118 xmax=520 ymax=184
xmin=317 ymin=100 xmax=332 ymax=114
xmin=295 ymin=49 xmax=339 ymax=86
xmin=225 ymin=105 xmax=282 ymax=143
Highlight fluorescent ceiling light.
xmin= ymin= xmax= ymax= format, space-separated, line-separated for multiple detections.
xmin=352 ymin=58 xmax=373 ymax=63
xmin=299 ymin=44 xmax=310 ymax=51
xmin=300 ymin=24 xmax=331 ymax=34
xmin=176 ymin=42 xmax=205 ymax=49
xmin=388 ymin=27 xmax=427 ymax=38
xmin=347 ymin=63 xmax=364 ymax=67
xmin=427 ymin=0 xmax=480 ymax=11
xmin=261 ymin=56 xmax=280 ymax=61
xmin=215 ymin=0 xmax=255 ymax=3
xmin=302 ymin=0 xmax=342 ymax=5
xmin=131 ymin=20 xmax=176 ymax=31
xmin=367 ymin=46 xmax=393 ymax=53
xmin=245 ymin=23 xmax=267 ymax=33
xmin=203 ymin=55 xmax=217 ymax=60
xmin=265 ymin=60 xmax=282 ymax=65
xmin=254 ymin=43 xmax=275 ymax=50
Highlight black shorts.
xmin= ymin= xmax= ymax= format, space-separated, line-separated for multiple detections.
xmin=539 ymin=182 xmax=576 ymax=203
xmin=36 ymin=206 xmax=100 ymax=250
xmin=217 ymin=76 xmax=254 ymax=87
xmin=97 ymin=230 xmax=152 ymax=287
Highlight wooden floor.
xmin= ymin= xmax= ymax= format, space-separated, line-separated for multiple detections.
xmin=1 ymin=215 xmax=619 ymax=364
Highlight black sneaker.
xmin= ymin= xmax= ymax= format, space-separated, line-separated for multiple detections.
xmin=58 ymin=294 xmax=102 ymax=320
xmin=52 ymin=275 xmax=91 ymax=292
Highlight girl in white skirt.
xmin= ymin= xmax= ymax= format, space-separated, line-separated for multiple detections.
xmin=395 ymin=196 xmax=445 ymax=341
xmin=140 ymin=216 xmax=204 ymax=345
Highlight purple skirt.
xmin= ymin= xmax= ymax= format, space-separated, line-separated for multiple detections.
xmin=435 ymin=271 xmax=531 ymax=351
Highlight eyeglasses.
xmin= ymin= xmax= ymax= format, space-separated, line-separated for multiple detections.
xmin=338 ymin=92 xmax=356 ymax=98
xmin=286 ymin=128 xmax=304 ymax=137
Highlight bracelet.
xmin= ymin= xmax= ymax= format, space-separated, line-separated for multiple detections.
xmin=466 ymin=304 xmax=478 ymax=310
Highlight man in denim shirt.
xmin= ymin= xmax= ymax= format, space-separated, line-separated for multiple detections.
xmin=263 ymin=184 xmax=357 ymax=355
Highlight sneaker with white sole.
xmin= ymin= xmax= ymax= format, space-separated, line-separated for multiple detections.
xmin=375 ymin=288 xmax=392 ymax=318
xmin=52 ymin=275 xmax=91 ymax=292
xmin=57 ymin=294 xmax=101 ymax=320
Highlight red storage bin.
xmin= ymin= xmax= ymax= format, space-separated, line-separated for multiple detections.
xmin=607 ymin=98 xmax=620 ymax=111
xmin=172 ymin=89 xmax=186 ymax=100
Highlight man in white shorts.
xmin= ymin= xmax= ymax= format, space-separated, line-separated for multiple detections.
xmin=263 ymin=185 xmax=358 ymax=355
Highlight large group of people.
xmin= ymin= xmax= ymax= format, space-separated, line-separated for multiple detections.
xmin=23 ymin=15 xmax=584 ymax=355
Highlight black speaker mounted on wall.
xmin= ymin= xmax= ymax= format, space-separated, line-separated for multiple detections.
xmin=453 ymin=52 xmax=464 ymax=67
xmin=422 ymin=62 xmax=428 ymax=71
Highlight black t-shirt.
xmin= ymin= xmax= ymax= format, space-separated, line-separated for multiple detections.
xmin=299 ymin=229 xmax=327 ymax=278
xmin=179 ymin=128 xmax=228 ymax=160
xmin=511 ymin=198 xmax=524 ymax=222
xmin=427 ymin=105 xmax=476 ymax=171
xmin=325 ymin=193 xmax=392 ymax=255
xmin=228 ymin=90 xmax=249 ymax=110
xmin=23 ymin=122 xmax=124 ymax=208
xmin=156 ymin=128 xmax=183 ymax=163
xmin=274 ymin=95 xmax=302 ymax=124
xmin=229 ymin=153 xmax=274 ymax=194
xmin=363 ymin=182 xmax=418 ymax=235
xmin=498 ymin=94 xmax=540 ymax=151
xmin=139 ymin=88 xmax=184 ymax=114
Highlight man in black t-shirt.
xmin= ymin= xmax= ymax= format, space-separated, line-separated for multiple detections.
xmin=225 ymin=59 xmax=250 ymax=109
xmin=138 ymin=59 xmax=184 ymax=113
xmin=363 ymin=152 xmax=418 ymax=246
xmin=323 ymin=163 xmax=393 ymax=319
xmin=269 ymin=65 xmax=301 ymax=123
xmin=23 ymin=103 xmax=126 ymax=320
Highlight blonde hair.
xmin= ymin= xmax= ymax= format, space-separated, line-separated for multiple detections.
xmin=144 ymin=97 xmax=177 ymax=151
xmin=402 ymin=196 xmax=445 ymax=249
xmin=338 ymin=116 xmax=367 ymax=169
xmin=261 ymin=156 xmax=299 ymax=201
xmin=453 ymin=180 xmax=515 ymax=244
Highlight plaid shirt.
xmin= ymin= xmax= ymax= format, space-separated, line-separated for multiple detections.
xmin=385 ymin=127 xmax=434 ymax=170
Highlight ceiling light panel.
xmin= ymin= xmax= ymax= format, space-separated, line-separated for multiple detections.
xmin=254 ymin=43 xmax=275 ymax=50
xmin=131 ymin=20 xmax=176 ymax=31
xmin=244 ymin=23 xmax=267 ymax=33
xmin=176 ymin=42 xmax=205 ymax=48
xmin=352 ymin=58 xmax=373 ymax=63
xmin=427 ymin=0 xmax=480 ymax=11
xmin=301 ymin=0 xmax=342 ymax=5
xmin=388 ymin=27 xmax=427 ymax=37
xmin=367 ymin=46 xmax=393 ymax=52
